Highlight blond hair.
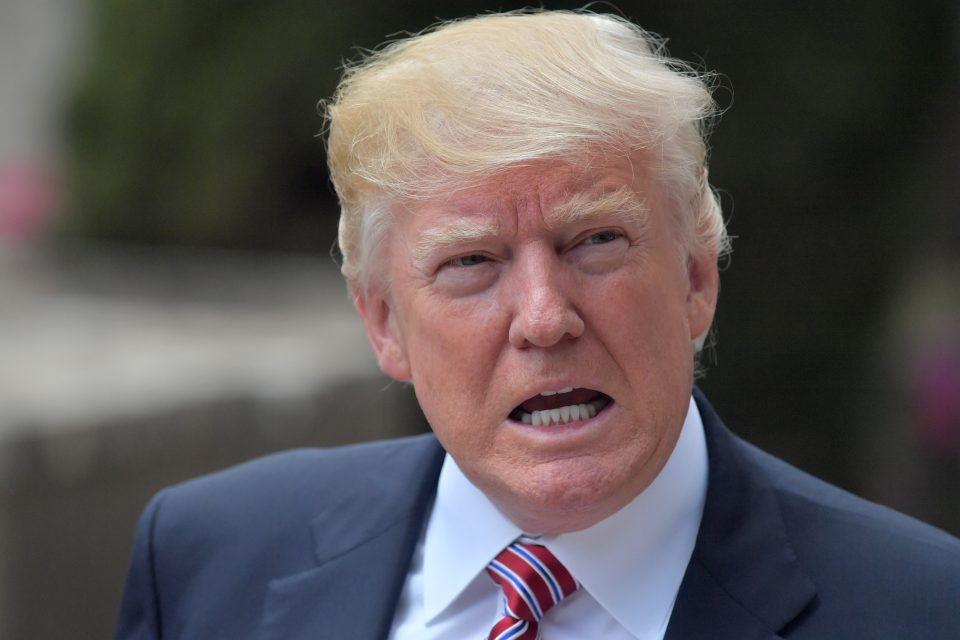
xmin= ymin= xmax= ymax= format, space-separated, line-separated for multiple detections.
xmin=325 ymin=10 xmax=728 ymax=292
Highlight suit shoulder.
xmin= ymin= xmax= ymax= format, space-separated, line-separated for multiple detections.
xmin=731 ymin=442 xmax=960 ymax=636
xmin=742 ymin=441 xmax=960 ymax=588
xmin=151 ymin=434 xmax=441 ymax=536
xmin=122 ymin=435 xmax=441 ymax=638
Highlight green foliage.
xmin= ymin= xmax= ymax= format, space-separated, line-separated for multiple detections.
xmin=65 ymin=1 xmax=371 ymax=249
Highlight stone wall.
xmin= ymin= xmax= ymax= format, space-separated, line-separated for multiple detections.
xmin=0 ymin=376 xmax=424 ymax=640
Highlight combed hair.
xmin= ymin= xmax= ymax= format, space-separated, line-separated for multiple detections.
xmin=325 ymin=10 xmax=729 ymax=292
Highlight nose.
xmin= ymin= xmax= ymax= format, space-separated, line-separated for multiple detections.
xmin=507 ymin=249 xmax=585 ymax=349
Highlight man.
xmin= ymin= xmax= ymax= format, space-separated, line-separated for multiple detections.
xmin=116 ymin=11 xmax=960 ymax=639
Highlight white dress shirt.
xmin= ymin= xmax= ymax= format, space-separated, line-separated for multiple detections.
xmin=389 ymin=395 xmax=708 ymax=640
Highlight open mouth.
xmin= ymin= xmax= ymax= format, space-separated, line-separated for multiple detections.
xmin=509 ymin=387 xmax=613 ymax=427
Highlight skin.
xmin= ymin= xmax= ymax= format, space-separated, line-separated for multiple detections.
xmin=355 ymin=155 xmax=719 ymax=534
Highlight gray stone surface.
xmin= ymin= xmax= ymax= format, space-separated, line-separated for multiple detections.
xmin=0 ymin=244 xmax=378 ymax=437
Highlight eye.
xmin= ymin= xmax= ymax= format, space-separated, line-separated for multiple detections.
xmin=582 ymin=230 xmax=621 ymax=245
xmin=565 ymin=228 xmax=630 ymax=274
xmin=434 ymin=252 xmax=499 ymax=296
xmin=446 ymin=254 xmax=489 ymax=268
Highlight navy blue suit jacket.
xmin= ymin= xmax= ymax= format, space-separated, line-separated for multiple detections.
xmin=116 ymin=390 xmax=960 ymax=639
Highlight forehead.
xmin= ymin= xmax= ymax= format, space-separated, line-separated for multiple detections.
xmin=407 ymin=155 xmax=649 ymax=227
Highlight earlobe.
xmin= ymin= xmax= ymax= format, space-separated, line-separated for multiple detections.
xmin=352 ymin=287 xmax=412 ymax=382
xmin=685 ymin=250 xmax=720 ymax=340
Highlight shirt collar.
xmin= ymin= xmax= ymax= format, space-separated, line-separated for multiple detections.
xmin=422 ymin=395 xmax=708 ymax=636
xmin=422 ymin=444 xmax=521 ymax=621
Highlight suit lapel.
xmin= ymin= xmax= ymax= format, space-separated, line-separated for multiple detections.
xmin=258 ymin=435 xmax=445 ymax=640
xmin=665 ymin=390 xmax=817 ymax=640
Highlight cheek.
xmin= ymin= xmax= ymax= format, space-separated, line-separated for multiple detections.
xmin=402 ymin=293 xmax=507 ymax=410
xmin=585 ymin=270 xmax=694 ymax=373
xmin=409 ymin=293 xmax=502 ymax=356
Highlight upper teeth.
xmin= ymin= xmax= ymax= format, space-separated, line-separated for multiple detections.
xmin=519 ymin=401 xmax=601 ymax=427
xmin=539 ymin=387 xmax=573 ymax=396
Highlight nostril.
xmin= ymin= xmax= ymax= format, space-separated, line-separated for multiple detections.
xmin=509 ymin=292 xmax=585 ymax=344
xmin=509 ymin=308 xmax=583 ymax=348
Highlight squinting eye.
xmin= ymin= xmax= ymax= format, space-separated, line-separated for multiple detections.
xmin=448 ymin=254 xmax=488 ymax=267
xmin=583 ymin=230 xmax=620 ymax=245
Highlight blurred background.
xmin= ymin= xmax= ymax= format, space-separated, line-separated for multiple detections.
xmin=1 ymin=0 xmax=957 ymax=637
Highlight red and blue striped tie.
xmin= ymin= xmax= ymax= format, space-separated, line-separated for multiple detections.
xmin=486 ymin=542 xmax=579 ymax=640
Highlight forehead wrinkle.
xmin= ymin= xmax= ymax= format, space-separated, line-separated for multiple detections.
xmin=412 ymin=217 xmax=501 ymax=270
xmin=547 ymin=186 xmax=650 ymax=229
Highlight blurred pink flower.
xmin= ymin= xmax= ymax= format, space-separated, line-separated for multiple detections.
xmin=912 ymin=343 xmax=960 ymax=455
xmin=0 ymin=163 xmax=57 ymax=242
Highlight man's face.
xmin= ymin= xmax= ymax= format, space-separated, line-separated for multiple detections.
xmin=356 ymin=155 xmax=718 ymax=534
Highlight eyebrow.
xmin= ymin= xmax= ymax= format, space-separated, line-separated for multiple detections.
xmin=412 ymin=219 xmax=501 ymax=271
xmin=411 ymin=186 xmax=649 ymax=270
xmin=548 ymin=186 xmax=650 ymax=228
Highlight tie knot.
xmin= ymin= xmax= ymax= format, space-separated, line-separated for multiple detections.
xmin=486 ymin=542 xmax=579 ymax=625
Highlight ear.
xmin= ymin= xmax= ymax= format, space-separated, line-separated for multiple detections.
xmin=685 ymin=249 xmax=720 ymax=342
xmin=352 ymin=286 xmax=412 ymax=382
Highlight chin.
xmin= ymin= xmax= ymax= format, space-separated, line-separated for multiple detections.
xmin=493 ymin=458 xmax=637 ymax=534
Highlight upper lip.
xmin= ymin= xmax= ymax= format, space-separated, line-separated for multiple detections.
xmin=512 ymin=380 xmax=580 ymax=402
xmin=539 ymin=386 xmax=574 ymax=396
xmin=507 ymin=382 xmax=610 ymax=413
